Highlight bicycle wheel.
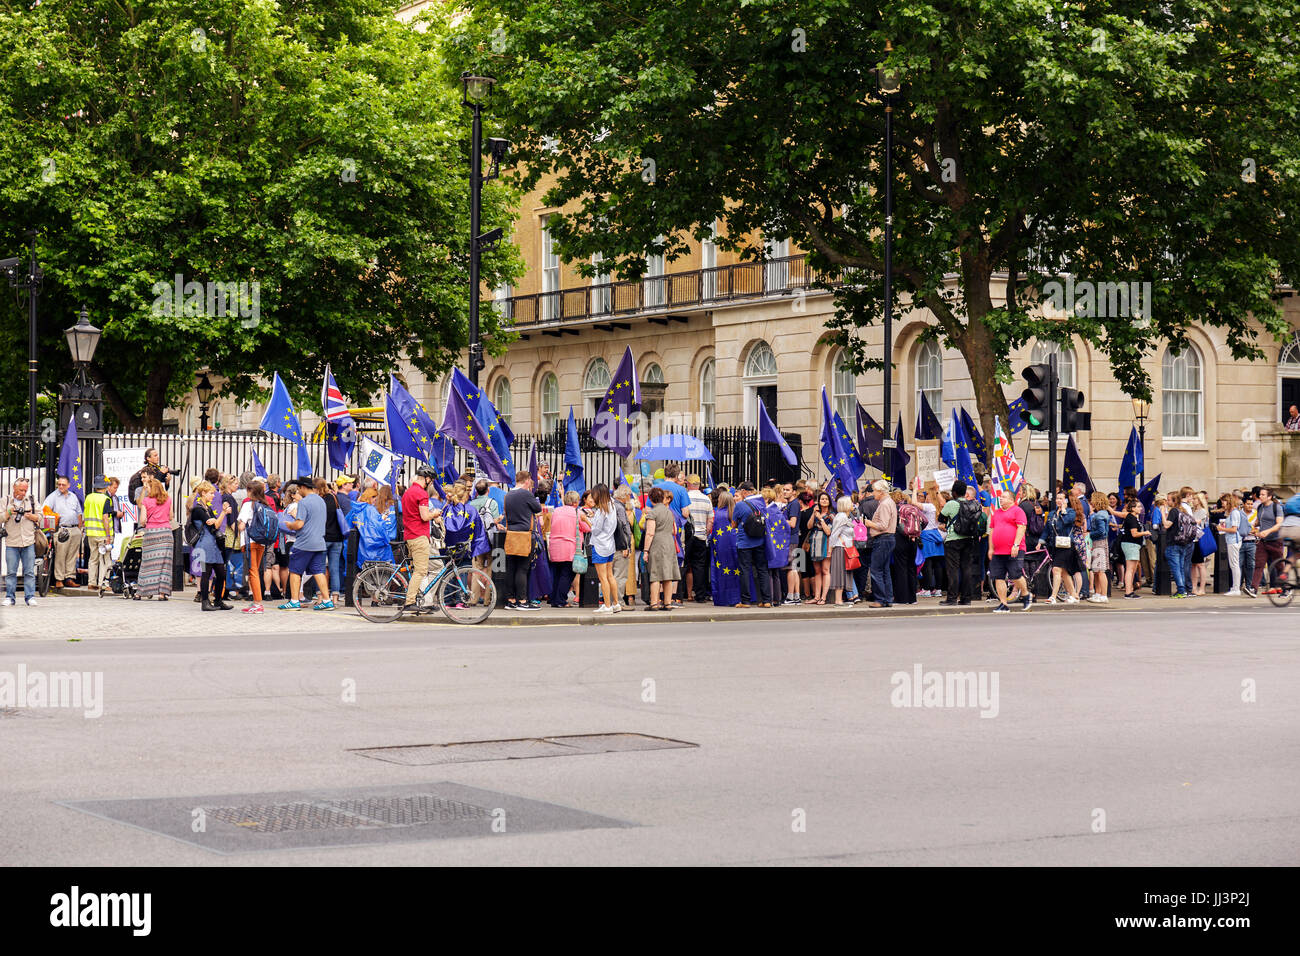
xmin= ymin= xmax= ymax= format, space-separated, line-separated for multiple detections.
xmin=36 ymin=554 xmax=52 ymax=597
xmin=437 ymin=566 xmax=497 ymax=625
xmin=351 ymin=563 xmax=410 ymax=623
xmin=1265 ymin=558 xmax=1296 ymax=608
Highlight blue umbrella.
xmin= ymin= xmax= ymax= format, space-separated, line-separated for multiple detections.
xmin=633 ymin=434 xmax=715 ymax=461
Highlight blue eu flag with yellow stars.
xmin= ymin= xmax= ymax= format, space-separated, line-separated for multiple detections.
xmin=950 ymin=408 xmax=977 ymax=488
xmin=832 ymin=411 xmax=866 ymax=481
xmin=591 ymin=346 xmax=641 ymax=458
xmin=819 ymin=387 xmax=858 ymax=494
xmin=450 ymin=368 xmax=515 ymax=483
xmin=258 ymin=372 xmax=312 ymax=477
xmin=57 ymin=417 xmax=83 ymax=503
xmin=563 ymin=406 xmax=586 ymax=496
xmin=960 ymin=407 xmax=987 ymax=465
xmin=442 ymin=386 xmax=511 ymax=483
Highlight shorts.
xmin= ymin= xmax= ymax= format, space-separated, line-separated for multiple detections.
xmin=276 ymin=542 xmax=292 ymax=567
xmin=1089 ymin=542 xmax=1109 ymax=571
xmin=1120 ymin=542 xmax=1141 ymax=562
xmin=255 ymin=543 xmax=276 ymax=570
xmin=988 ymin=553 xmax=1024 ymax=581
xmin=591 ymin=550 xmax=613 ymax=565
xmin=288 ymin=548 xmax=326 ymax=577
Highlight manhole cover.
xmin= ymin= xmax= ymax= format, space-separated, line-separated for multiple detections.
xmin=58 ymin=782 xmax=631 ymax=854
xmin=350 ymin=732 xmax=697 ymax=766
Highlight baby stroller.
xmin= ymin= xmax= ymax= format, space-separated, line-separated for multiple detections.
xmin=105 ymin=532 xmax=144 ymax=600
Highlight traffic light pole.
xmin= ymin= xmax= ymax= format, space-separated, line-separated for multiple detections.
xmin=1048 ymin=352 xmax=1058 ymax=497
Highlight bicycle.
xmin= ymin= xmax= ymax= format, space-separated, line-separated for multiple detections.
xmin=33 ymin=527 xmax=56 ymax=597
xmin=351 ymin=550 xmax=497 ymax=625
xmin=1262 ymin=547 xmax=1298 ymax=608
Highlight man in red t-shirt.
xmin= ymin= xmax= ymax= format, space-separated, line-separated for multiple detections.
xmin=401 ymin=465 xmax=438 ymax=607
xmin=988 ymin=489 xmax=1031 ymax=612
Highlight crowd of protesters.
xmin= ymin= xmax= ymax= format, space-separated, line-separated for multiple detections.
xmin=3 ymin=446 xmax=1300 ymax=614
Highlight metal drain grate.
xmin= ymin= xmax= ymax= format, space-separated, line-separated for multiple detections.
xmin=58 ymin=782 xmax=632 ymax=854
xmin=351 ymin=732 xmax=698 ymax=766
xmin=206 ymin=796 xmax=490 ymax=832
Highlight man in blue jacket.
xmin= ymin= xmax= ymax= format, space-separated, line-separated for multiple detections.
xmin=733 ymin=481 xmax=771 ymax=607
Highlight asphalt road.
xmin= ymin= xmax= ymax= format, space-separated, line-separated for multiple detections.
xmin=2 ymin=606 xmax=1296 ymax=866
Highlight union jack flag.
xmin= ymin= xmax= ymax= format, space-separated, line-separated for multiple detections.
xmin=991 ymin=418 xmax=1023 ymax=494
xmin=322 ymin=365 xmax=356 ymax=471
xmin=322 ymin=365 xmax=350 ymax=421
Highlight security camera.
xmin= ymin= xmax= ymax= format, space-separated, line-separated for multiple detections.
xmin=487 ymin=138 xmax=511 ymax=163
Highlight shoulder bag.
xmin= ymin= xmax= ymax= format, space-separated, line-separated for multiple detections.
xmin=504 ymin=513 xmax=533 ymax=556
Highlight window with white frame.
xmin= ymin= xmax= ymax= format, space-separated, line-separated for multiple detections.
xmin=591 ymin=253 xmax=611 ymax=314
xmin=493 ymin=377 xmax=512 ymax=427
xmin=832 ymin=350 xmax=857 ymax=425
xmin=541 ymin=216 xmax=560 ymax=321
xmin=1030 ymin=341 xmax=1077 ymax=433
xmin=583 ymin=358 xmax=611 ymax=417
xmin=701 ymin=221 xmax=719 ymax=299
xmin=699 ymin=358 xmax=715 ymax=425
xmin=644 ymin=237 xmax=666 ymax=307
xmin=765 ymin=236 xmax=790 ymax=290
xmin=1162 ymin=344 xmax=1203 ymax=440
xmin=540 ymin=373 xmax=559 ymax=432
xmin=644 ymin=363 xmax=664 ymax=384
xmin=494 ymin=282 xmax=513 ymax=321
xmin=915 ymin=339 xmax=943 ymax=419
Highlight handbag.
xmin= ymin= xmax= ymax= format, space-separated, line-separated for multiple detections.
xmin=571 ymin=547 xmax=589 ymax=574
xmin=1054 ymin=535 xmax=1072 ymax=549
xmin=33 ymin=529 xmax=49 ymax=558
xmin=504 ymin=529 xmax=532 ymax=556
xmin=1198 ymin=525 xmax=1218 ymax=559
xmin=843 ymin=546 xmax=861 ymax=571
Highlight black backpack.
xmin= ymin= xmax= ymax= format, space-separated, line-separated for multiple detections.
xmin=613 ymin=511 xmax=630 ymax=551
xmin=952 ymin=499 xmax=985 ymax=538
xmin=1172 ymin=507 xmax=1199 ymax=546
xmin=740 ymin=501 xmax=765 ymax=538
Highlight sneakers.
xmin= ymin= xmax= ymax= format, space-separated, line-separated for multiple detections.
xmin=2 ymin=597 xmax=12 ymax=607
xmin=311 ymin=600 xmax=336 ymax=611
xmin=1243 ymin=586 xmax=1258 ymax=598
xmin=1021 ymin=595 xmax=1033 ymax=611
xmin=242 ymin=603 xmax=264 ymax=613
xmin=993 ymin=603 xmax=1011 ymax=614
xmin=1124 ymin=592 xmax=1141 ymax=600
xmin=1064 ymin=595 xmax=1079 ymax=604
xmin=1087 ymin=593 xmax=1108 ymax=604
xmin=1224 ymin=589 xmax=1241 ymax=596
xmin=1172 ymin=592 xmax=1188 ymax=599
xmin=515 ymin=601 xmax=537 ymax=611
xmin=611 ymin=603 xmax=622 ymax=614
xmin=594 ymin=604 xmax=612 ymax=614
xmin=278 ymin=599 xmax=302 ymax=610
xmin=25 ymin=597 xmax=38 ymax=607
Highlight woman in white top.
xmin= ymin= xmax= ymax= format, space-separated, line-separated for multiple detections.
xmin=1189 ymin=490 xmax=1210 ymax=596
xmin=827 ymin=496 xmax=856 ymax=605
xmin=1215 ymin=493 xmax=1245 ymax=595
xmin=587 ymin=484 xmax=621 ymax=613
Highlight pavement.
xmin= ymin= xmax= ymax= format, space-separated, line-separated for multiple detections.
xmin=0 ymin=584 xmax=1280 ymax=639
xmin=1 ymin=598 xmax=1296 ymax=866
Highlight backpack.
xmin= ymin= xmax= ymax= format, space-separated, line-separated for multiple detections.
xmin=951 ymin=499 xmax=985 ymax=538
xmin=248 ymin=501 xmax=279 ymax=545
xmin=740 ymin=500 xmax=765 ymax=539
xmin=1172 ymin=507 xmax=1199 ymax=546
xmin=1024 ymin=504 xmax=1045 ymax=539
xmin=1284 ymin=493 xmax=1300 ymax=518
xmin=613 ymin=510 xmax=630 ymax=551
xmin=898 ymin=502 xmax=924 ymax=539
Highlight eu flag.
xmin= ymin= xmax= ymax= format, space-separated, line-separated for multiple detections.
xmin=1006 ymin=397 xmax=1029 ymax=435
xmin=915 ymin=392 xmax=942 ymax=441
xmin=528 ymin=439 xmax=539 ymax=484
xmin=385 ymin=391 xmax=422 ymax=461
xmin=563 ymin=406 xmax=586 ymax=496
xmin=57 ymin=417 xmax=83 ymax=503
xmin=442 ymin=386 xmax=511 ymax=484
xmin=950 ymin=408 xmax=977 ymax=488
xmin=757 ymin=399 xmax=796 ymax=466
xmin=450 ymin=368 xmax=515 ymax=482
xmin=832 ymin=411 xmax=866 ymax=480
xmin=819 ymin=387 xmax=858 ymax=493
xmin=1118 ymin=425 xmax=1143 ymax=493
xmin=249 ymin=444 xmax=267 ymax=480
xmin=941 ymin=417 xmax=955 ymax=467
xmin=960 ymin=407 xmax=987 ymax=465
xmin=1136 ymin=473 xmax=1160 ymax=517
xmin=1062 ymin=435 xmax=1095 ymax=496
xmin=855 ymin=402 xmax=886 ymax=471
xmin=258 ymin=372 xmax=312 ymax=477
xmin=389 ymin=374 xmax=442 ymax=464
xmin=887 ymin=415 xmax=911 ymax=488
xmin=591 ymin=346 xmax=641 ymax=457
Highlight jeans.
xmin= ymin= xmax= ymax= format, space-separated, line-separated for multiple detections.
xmin=325 ymin=540 xmax=345 ymax=595
xmin=737 ymin=544 xmax=770 ymax=604
xmin=869 ymin=534 xmax=896 ymax=605
xmin=1240 ymin=540 xmax=1256 ymax=591
xmin=5 ymin=544 xmax=35 ymax=601
xmin=1165 ymin=544 xmax=1188 ymax=595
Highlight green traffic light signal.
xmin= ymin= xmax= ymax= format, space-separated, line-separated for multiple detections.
xmin=1020 ymin=363 xmax=1051 ymax=432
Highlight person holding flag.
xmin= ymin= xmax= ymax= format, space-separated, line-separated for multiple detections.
xmin=322 ymin=365 xmax=357 ymax=473
xmin=562 ymin=407 xmax=586 ymax=496
xmin=990 ymin=419 xmax=1023 ymax=495
xmin=45 ymin=421 xmax=85 ymax=588
xmin=258 ymin=372 xmax=312 ymax=478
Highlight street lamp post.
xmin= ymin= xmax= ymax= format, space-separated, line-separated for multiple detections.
xmin=196 ymin=372 xmax=214 ymax=431
xmin=1131 ymin=397 xmax=1150 ymax=486
xmin=875 ymin=44 xmax=901 ymax=457
xmin=59 ymin=306 xmax=103 ymax=486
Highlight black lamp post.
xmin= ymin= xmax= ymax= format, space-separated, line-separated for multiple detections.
xmin=1131 ymin=397 xmax=1150 ymax=487
xmin=59 ymin=306 xmax=104 ymax=489
xmin=196 ymin=372 xmax=214 ymax=431
xmin=875 ymin=43 xmax=902 ymax=456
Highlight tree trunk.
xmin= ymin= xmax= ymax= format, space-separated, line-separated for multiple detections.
xmin=955 ymin=252 xmax=1009 ymax=465
xmin=143 ymin=362 xmax=174 ymax=431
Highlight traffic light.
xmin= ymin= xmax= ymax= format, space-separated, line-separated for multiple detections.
xmin=1059 ymin=387 xmax=1092 ymax=432
xmin=1020 ymin=363 xmax=1051 ymax=431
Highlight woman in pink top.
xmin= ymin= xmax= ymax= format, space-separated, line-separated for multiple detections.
xmin=548 ymin=490 xmax=591 ymax=608
xmin=137 ymin=477 xmax=174 ymax=599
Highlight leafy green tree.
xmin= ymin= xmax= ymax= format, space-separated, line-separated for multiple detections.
xmin=0 ymin=0 xmax=518 ymax=428
xmin=447 ymin=0 xmax=1300 ymax=443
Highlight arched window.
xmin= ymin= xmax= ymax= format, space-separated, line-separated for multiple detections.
xmin=1281 ymin=333 xmax=1300 ymax=368
xmin=644 ymin=363 xmax=664 ymax=384
xmin=1162 ymin=344 xmax=1203 ymax=440
xmin=915 ymin=339 xmax=943 ymax=419
xmin=699 ymin=358 xmax=716 ymax=425
xmin=1030 ymin=341 xmax=1078 ymax=432
xmin=493 ymin=377 xmax=512 ymax=427
xmin=184 ymin=403 xmax=195 ymax=432
xmin=745 ymin=341 xmax=778 ymax=378
xmin=583 ymin=358 xmax=611 ymax=417
xmin=540 ymin=373 xmax=560 ymax=432
xmin=832 ymin=350 xmax=857 ymax=425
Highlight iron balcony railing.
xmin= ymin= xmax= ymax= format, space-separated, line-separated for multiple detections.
xmin=491 ymin=254 xmax=844 ymax=326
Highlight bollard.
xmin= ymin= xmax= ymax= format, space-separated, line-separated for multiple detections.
xmin=343 ymin=528 xmax=359 ymax=607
